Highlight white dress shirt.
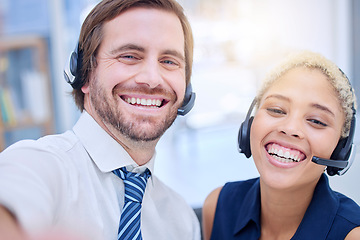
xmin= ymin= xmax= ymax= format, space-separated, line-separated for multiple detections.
xmin=0 ymin=112 xmax=200 ymax=240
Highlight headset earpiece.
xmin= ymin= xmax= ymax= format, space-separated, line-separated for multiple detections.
xmin=177 ymin=83 xmax=196 ymax=116
xmin=238 ymin=99 xmax=256 ymax=158
xmin=326 ymin=113 xmax=356 ymax=176
xmin=238 ymin=116 xmax=253 ymax=158
xmin=324 ymin=68 xmax=357 ymax=176
xmin=64 ymin=43 xmax=83 ymax=89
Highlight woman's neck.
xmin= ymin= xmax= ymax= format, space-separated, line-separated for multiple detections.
xmin=259 ymin=179 xmax=318 ymax=240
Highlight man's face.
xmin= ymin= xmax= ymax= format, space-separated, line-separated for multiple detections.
xmin=82 ymin=7 xmax=186 ymax=142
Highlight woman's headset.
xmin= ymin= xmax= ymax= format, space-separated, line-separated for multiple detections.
xmin=238 ymin=96 xmax=356 ymax=176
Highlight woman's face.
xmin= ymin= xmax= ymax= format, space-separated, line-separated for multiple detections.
xmin=250 ymin=67 xmax=345 ymax=191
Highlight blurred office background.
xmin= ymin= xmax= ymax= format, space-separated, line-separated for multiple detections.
xmin=0 ymin=0 xmax=359 ymax=209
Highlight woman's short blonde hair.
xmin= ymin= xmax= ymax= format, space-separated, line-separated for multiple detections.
xmin=256 ymin=51 xmax=357 ymax=138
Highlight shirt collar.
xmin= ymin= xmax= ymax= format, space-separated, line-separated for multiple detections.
xmin=72 ymin=111 xmax=155 ymax=177
xmin=292 ymin=174 xmax=338 ymax=239
xmin=234 ymin=178 xmax=261 ymax=236
xmin=232 ymin=174 xmax=338 ymax=239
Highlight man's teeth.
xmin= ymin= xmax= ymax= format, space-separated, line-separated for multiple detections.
xmin=125 ymin=97 xmax=162 ymax=107
xmin=268 ymin=145 xmax=302 ymax=163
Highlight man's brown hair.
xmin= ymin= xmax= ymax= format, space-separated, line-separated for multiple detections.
xmin=72 ymin=0 xmax=194 ymax=111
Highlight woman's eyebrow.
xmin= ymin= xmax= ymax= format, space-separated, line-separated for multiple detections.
xmin=311 ymin=103 xmax=335 ymax=116
xmin=265 ymin=94 xmax=335 ymax=116
xmin=265 ymin=94 xmax=290 ymax=102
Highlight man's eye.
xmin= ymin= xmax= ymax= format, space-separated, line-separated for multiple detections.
xmin=120 ymin=55 xmax=136 ymax=59
xmin=117 ymin=54 xmax=140 ymax=64
xmin=308 ymin=119 xmax=327 ymax=127
xmin=161 ymin=59 xmax=180 ymax=70
xmin=163 ymin=60 xmax=175 ymax=65
xmin=162 ymin=59 xmax=180 ymax=67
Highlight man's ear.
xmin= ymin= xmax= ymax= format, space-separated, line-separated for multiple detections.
xmin=81 ymin=82 xmax=90 ymax=94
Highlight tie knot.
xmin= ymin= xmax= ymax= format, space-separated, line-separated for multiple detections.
xmin=113 ymin=167 xmax=151 ymax=203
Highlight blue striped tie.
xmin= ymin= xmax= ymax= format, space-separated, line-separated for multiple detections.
xmin=113 ymin=167 xmax=151 ymax=240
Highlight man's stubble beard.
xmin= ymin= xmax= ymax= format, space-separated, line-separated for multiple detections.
xmin=89 ymin=78 xmax=180 ymax=142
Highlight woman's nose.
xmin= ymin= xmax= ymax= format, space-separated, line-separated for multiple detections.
xmin=278 ymin=117 xmax=305 ymax=139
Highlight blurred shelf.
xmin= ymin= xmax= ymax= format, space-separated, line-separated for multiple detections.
xmin=0 ymin=35 xmax=54 ymax=151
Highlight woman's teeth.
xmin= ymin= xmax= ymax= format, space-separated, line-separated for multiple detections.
xmin=267 ymin=143 xmax=304 ymax=163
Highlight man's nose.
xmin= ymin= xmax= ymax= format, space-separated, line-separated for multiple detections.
xmin=134 ymin=60 xmax=163 ymax=89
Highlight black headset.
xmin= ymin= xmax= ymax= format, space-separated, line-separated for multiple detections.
xmin=238 ymin=94 xmax=356 ymax=176
xmin=64 ymin=43 xmax=195 ymax=116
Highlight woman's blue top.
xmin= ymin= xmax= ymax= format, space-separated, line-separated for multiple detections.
xmin=211 ymin=174 xmax=360 ymax=239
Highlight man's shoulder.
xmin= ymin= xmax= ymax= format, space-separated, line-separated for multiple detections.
xmin=146 ymin=175 xmax=201 ymax=239
xmin=151 ymin=175 xmax=190 ymax=204
xmin=149 ymin=175 xmax=197 ymax=216
xmin=1 ymin=130 xmax=81 ymax=160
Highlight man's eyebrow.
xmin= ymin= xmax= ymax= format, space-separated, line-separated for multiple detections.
xmin=110 ymin=44 xmax=145 ymax=55
xmin=162 ymin=50 xmax=185 ymax=62
xmin=110 ymin=44 xmax=185 ymax=61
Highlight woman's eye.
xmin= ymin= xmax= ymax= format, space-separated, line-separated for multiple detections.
xmin=308 ymin=119 xmax=327 ymax=127
xmin=267 ymin=108 xmax=285 ymax=115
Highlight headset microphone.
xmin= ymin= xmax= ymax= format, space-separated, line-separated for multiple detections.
xmin=311 ymin=157 xmax=348 ymax=168
xmin=311 ymin=114 xmax=356 ymax=176
xmin=312 ymin=145 xmax=356 ymax=176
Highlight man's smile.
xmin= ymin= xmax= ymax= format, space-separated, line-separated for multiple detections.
xmin=121 ymin=95 xmax=169 ymax=108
